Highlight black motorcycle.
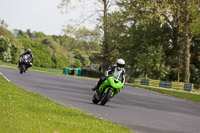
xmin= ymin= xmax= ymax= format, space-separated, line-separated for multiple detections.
xmin=19 ymin=55 xmax=32 ymax=74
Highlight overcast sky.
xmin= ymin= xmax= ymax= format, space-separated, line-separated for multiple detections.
xmin=0 ymin=0 xmax=97 ymax=35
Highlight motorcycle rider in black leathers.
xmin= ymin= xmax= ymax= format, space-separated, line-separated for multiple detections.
xmin=18 ymin=48 xmax=34 ymax=69
xmin=92 ymin=59 xmax=126 ymax=92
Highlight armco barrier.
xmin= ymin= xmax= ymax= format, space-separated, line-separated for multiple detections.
xmin=63 ymin=68 xmax=82 ymax=76
xmin=172 ymin=82 xmax=184 ymax=90
xmin=63 ymin=68 xmax=103 ymax=78
xmin=140 ymin=79 xmax=149 ymax=85
xmin=184 ymin=83 xmax=193 ymax=91
xmin=149 ymin=79 xmax=160 ymax=87
xmin=131 ymin=77 xmax=135 ymax=84
xmin=75 ymin=68 xmax=82 ymax=76
xmin=134 ymin=79 xmax=141 ymax=85
xmin=131 ymin=77 xmax=193 ymax=91
xmin=159 ymin=81 xmax=172 ymax=88
xmin=63 ymin=67 xmax=74 ymax=75
xmin=81 ymin=68 xmax=104 ymax=78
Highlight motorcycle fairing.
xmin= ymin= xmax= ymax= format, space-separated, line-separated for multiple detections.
xmin=98 ymin=76 xmax=123 ymax=98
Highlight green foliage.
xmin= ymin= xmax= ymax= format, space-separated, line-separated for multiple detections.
xmin=61 ymin=25 xmax=101 ymax=67
xmin=190 ymin=38 xmax=200 ymax=89
xmin=0 ymin=20 xmax=101 ymax=70
xmin=32 ymin=31 xmax=46 ymax=38
xmin=138 ymin=45 xmax=169 ymax=79
xmin=21 ymin=38 xmax=54 ymax=68
xmin=40 ymin=36 xmax=60 ymax=56
xmin=73 ymin=58 xmax=82 ymax=68
xmin=10 ymin=44 xmax=19 ymax=64
xmin=74 ymin=49 xmax=89 ymax=67
xmin=100 ymin=0 xmax=200 ymax=86
xmin=14 ymin=29 xmax=30 ymax=39
xmin=113 ymin=21 xmax=171 ymax=79
xmin=0 ymin=36 xmax=12 ymax=62
xmin=52 ymin=56 xmax=68 ymax=69
xmin=0 ymin=36 xmax=8 ymax=56
xmin=188 ymin=4 xmax=200 ymax=36
xmin=0 ymin=26 xmax=23 ymax=63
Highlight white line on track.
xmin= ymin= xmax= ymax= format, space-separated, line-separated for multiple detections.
xmin=0 ymin=72 xmax=11 ymax=82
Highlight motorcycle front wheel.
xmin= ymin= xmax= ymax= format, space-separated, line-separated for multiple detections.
xmin=20 ymin=64 xmax=25 ymax=74
xmin=100 ymin=89 xmax=112 ymax=105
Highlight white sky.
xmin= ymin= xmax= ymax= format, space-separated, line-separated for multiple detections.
xmin=0 ymin=0 xmax=98 ymax=35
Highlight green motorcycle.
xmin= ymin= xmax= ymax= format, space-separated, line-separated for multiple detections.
xmin=92 ymin=76 xmax=123 ymax=105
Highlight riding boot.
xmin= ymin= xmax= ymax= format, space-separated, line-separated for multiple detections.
xmin=92 ymin=80 xmax=101 ymax=91
xmin=92 ymin=86 xmax=98 ymax=91
xmin=92 ymin=76 xmax=107 ymax=91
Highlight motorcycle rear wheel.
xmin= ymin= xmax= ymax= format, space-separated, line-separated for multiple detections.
xmin=92 ymin=94 xmax=99 ymax=104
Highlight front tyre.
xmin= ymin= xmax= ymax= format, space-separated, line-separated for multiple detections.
xmin=92 ymin=94 xmax=99 ymax=104
xmin=19 ymin=65 xmax=23 ymax=74
xmin=100 ymin=89 xmax=112 ymax=105
xmin=20 ymin=64 xmax=25 ymax=74
xmin=24 ymin=65 xmax=27 ymax=73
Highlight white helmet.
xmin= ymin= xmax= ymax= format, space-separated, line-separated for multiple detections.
xmin=27 ymin=48 xmax=31 ymax=54
xmin=116 ymin=59 xmax=125 ymax=70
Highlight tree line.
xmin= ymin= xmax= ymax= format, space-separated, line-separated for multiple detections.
xmin=58 ymin=0 xmax=200 ymax=88
xmin=0 ymin=20 xmax=101 ymax=69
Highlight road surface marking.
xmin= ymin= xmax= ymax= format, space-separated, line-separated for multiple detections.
xmin=0 ymin=72 xmax=11 ymax=82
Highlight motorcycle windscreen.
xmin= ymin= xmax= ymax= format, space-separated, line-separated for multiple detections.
xmin=107 ymin=77 xmax=123 ymax=89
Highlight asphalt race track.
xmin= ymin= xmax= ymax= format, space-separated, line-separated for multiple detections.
xmin=1 ymin=67 xmax=200 ymax=133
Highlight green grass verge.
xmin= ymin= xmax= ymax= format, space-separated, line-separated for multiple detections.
xmin=127 ymin=84 xmax=200 ymax=103
xmin=0 ymin=61 xmax=17 ymax=68
xmin=0 ymin=76 xmax=132 ymax=133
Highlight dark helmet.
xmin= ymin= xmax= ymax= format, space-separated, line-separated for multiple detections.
xmin=27 ymin=49 xmax=31 ymax=54
xmin=116 ymin=59 xmax=125 ymax=70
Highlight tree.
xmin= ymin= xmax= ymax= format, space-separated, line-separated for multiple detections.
xmin=143 ymin=0 xmax=199 ymax=82
xmin=190 ymin=37 xmax=200 ymax=89
xmin=26 ymin=29 xmax=33 ymax=38
xmin=114 ymin=0 xmax=200 ymax=82
xmin=0 ymin=19 xmax=8 ymax=29
xmin=61 ymin=24 xmax=102 ymax=67
xmin=13 ymin=29 xmax=29 ymax=39
xmin=0 ymin=21 xmax=24 ymax=64
xmin=0 ymin=36 xmax=8 ymax=60
xmin=32 ymin=31 xmax=46 ymax=38
xmin=58 ymin=0 xmax=118 ymax=69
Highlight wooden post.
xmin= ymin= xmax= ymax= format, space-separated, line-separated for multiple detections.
xmin=74 ymin=68 xmax=76 ymax=76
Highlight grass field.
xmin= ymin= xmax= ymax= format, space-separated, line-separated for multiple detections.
xmin=0 ymin=75 xmax=132 ymax=133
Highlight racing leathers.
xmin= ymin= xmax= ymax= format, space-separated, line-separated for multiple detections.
xmin=92 ymin=64 xmax=126 ymax=91
xmin=18 ymin=50 xmax=34 ymax=68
